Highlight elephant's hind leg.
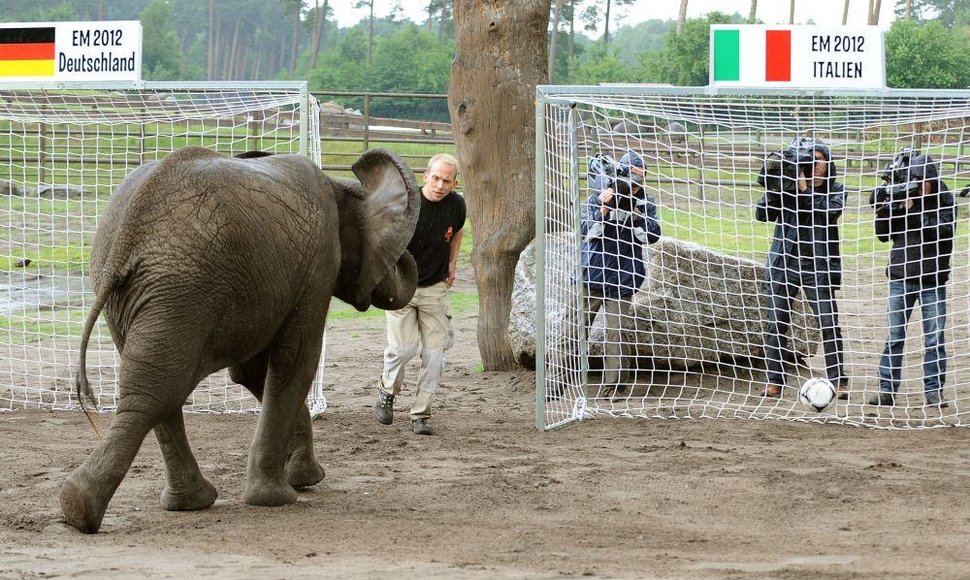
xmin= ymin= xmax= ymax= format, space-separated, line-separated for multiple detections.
xmin=155 ymin=412 xmax=218 ymax=511
xmin=231 ymin=353 xmax=324 ymax=490
xmin=61 ymin=350 xmax=202 ymax=533
xmin=284 ymin=403 xmax=325 ymax=489
xmin=243 ymin=325 xmax=324 ymax=506
xmin=60 ymin=407 xmax=160 ymax=533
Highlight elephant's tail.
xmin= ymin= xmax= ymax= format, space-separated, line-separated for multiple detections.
xmin=76 ymin=293 xmax=107 ymax=438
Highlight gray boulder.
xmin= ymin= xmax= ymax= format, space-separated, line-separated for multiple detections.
xmin=510 ymin=233 xmax=820 ymax=371
xmin=35 ymin=183 xmax=89 ymax=199
xmin=0 ymin=180 xmax=23 ymax=196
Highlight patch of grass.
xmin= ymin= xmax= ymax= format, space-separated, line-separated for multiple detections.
xmin=0 ymin=312 xmax=84 ymax=345
xmin=448 ymin=291 xmax=478 ymax=315
xmin=327 ymin=289 xmax=478 ymax=323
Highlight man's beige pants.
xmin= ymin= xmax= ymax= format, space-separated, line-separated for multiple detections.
xmin=381 ymin=282 xmax=454 ymax=419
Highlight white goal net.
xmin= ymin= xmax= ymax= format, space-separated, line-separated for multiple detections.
xmin=536 ymin=86 xmax=970 ymax=430
xmin=0 ymin=81 xmax=324 ymax=415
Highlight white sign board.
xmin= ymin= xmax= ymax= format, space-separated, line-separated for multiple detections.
xmin=710 ymin=25 xmax=885 ymax=89
xmin=0 ymin=21 xmax=142 ymax=82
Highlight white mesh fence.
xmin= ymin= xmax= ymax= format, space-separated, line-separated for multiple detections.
xmin=0 ymin=82 xmax=324 ymax=415
xmin=536 ymin=86 xmax=970 ymax=430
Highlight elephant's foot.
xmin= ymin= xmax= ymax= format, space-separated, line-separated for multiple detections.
xmin=160 ymin=476 xmax=218 ymax=511
xmin=285 ymin=451 xmax=325 ymax=489
xmin=60 ymin=473 xmax=108 ymax=534
xmin=243 ymin=475 xmax=298 ymax=507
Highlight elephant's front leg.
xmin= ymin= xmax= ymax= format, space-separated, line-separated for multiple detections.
xmin=231 ymin=353 xmax=324 ymax=489
xmin=154 ymin=411 xmax=218 ymax=511
xmin=243 ymin=330 xmax=324 ymax=506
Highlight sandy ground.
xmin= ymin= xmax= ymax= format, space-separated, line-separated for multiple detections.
xmin=1 ymin=267 xmax=970 ymax=579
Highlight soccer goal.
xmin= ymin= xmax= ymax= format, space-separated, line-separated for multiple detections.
xmin=535 ymin=85 xmax=970 ymax=430
xmin=0 ymin=81 xmax=326 ymax=415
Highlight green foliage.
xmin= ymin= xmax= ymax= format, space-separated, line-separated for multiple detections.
xmin=309 ymin=28 xmax=369 ymax=92
xmin=140 ymin=0 xmax=181 ymax=81
xmin=309 ymin=25 xmax=453 ymax=121
xmin=894 ymin=0 xmax=970 ymax=27
xmin=567 ymin=43 xmax=637 ymax=84
xmin=639 ymin=12 xmax=747 ymax=86
xmin=16 ymin=1 xmax=80 ymax=21
xmin=885 ymin=18 xmax=970 ymax=88
xmin=609 ymin=19 xmax=676 ymax=68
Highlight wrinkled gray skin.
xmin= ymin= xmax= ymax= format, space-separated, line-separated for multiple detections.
xmin=60 ymin=146 xmax=420 ymax=533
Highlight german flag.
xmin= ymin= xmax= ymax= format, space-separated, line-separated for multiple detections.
xmin=0 ymin=27 xmax=56 ymax=77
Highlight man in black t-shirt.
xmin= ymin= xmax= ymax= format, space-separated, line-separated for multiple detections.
xmin=374 ymin=153 xmax=466 ymax=435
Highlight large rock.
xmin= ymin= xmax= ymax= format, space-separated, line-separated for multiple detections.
xmin=510 ymin=233 xmax=820 ymax=371
xmin=36 ymin=183 xmax=89 ymax=199
xmin=0 ymin=180 xmax=23 ymax=196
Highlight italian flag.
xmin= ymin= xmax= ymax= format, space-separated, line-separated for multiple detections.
xmin=713 ymin=28 xmax=791 ymax=82
xmin=0 ymin=27 xmax=56 ymax=77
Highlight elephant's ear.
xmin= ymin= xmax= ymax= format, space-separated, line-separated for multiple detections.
xmin=350 ymin=148 xmax=421 ymax=307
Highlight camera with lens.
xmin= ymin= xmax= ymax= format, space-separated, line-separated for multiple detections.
xmin=588 ymin=152 xmax=639 ymax=214
xmin=587 ymin=153 xmax=620 ymax=189
xmin=758 ymin=147 xmax=816 ymax=196
xmin=870 ymin=147 xmax=931 ymax=211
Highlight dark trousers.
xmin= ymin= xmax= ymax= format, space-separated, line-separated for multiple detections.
xmin=764 ymin=264 xmax=845 ymax=387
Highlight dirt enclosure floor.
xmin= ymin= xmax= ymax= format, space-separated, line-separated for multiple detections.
xmin=2 ymin=269 xmax=970 ymax=579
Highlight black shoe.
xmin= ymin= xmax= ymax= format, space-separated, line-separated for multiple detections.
xmin=925 ymin=393 xmax=949 ymax=408
xmin=410 ymin=417 xmax=433 ymax=435
xmin=867 ymin=392 xmax=895 ymax=406
xmin=374 ymin=390 xmax=394 ymax=425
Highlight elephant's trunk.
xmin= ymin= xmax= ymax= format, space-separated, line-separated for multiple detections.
xmin=369 ymin=251 xmax=418 ymax=310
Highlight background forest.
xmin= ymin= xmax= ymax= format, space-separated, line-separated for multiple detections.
xmin=2 ymin=0 xmax=968 ymax=121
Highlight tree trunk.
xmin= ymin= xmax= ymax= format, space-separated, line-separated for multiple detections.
xmin=367 ymin=0 xmax=375 ymax=66
xmin=748 ymin=0 xmax=758 ymax=22
xmin=603 ymin=0 xmax=611 ymax=48
xmin=291 ymin=8 xmax=300 ymax=71
xmin=788 ymin=0 xmax=795 ymax=24
xmin=449 ymin=0 xmax=550 ymax=371
xmin=310 ymin=0 xmax=324 ymax=69
xmin=870 ymin=0 xmax=882 ymax=24
xmin=207 ymin=0 xmax=215 ymax=80
xmin=225 ymin=18 xmax=240 ymax=80
xmin=677 ymin=0 xmax=688 ymax=34
xmin=567 ymin=1 xmax=575 ymax=75
xmin=842 ymin=0 xmax=850 ymax=24
xmin=549 ymin=0 xmax=564 ymax=82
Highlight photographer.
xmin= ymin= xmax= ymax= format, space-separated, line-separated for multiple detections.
xmin=755 ymin=138 xmax=848 ymax=400
xmin=574 ymin=150 xmax=661 ymax=397
xmin=869 ymin=149 xmax=954 ymax=408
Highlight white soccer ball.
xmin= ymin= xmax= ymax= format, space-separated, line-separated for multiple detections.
xmin=798 ymin=377 xmax=837 ymax=412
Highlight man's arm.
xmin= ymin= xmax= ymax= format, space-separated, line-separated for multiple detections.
xmin=755 ymin=190 xmax=782 ymax=223
xmin=630 ymin=194 xmax=661 ymax=244
xmin=872 ymin=188 xmax=908 ymax=243
xmin=446 ymin=228 xmax=463 ymax=287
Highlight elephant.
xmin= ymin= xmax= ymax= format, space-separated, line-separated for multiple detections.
xmin=60 ymin=146 xmax=421 ymax=533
